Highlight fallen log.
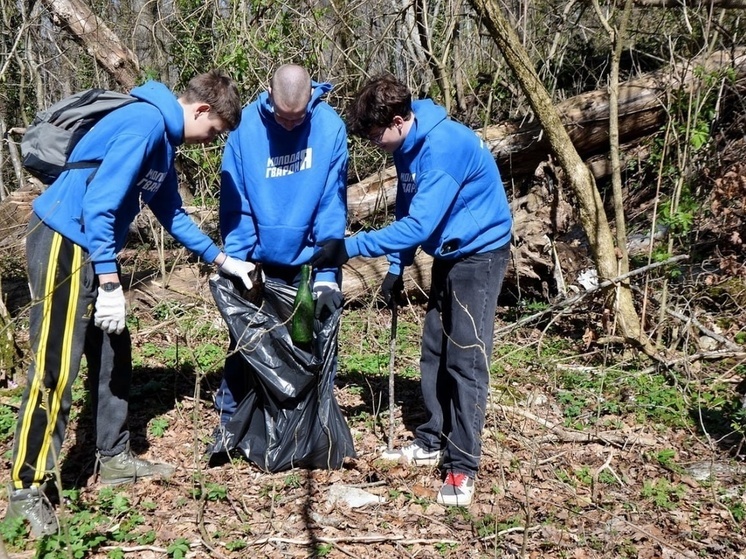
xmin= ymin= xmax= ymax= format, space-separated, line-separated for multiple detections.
xmin=348 ymin=47 xmax=746 ymax=224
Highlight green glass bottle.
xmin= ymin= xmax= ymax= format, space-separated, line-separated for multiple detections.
xmin=290 ymin=264 xmax=314 ymax=348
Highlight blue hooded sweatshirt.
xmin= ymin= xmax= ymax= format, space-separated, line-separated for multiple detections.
xmin=219 ymin=82 xmax=348 ymax=284
xmin=345 ymin=99 xmax=512 ymax=275
xmin=33 ymin=81 xmax=222 ymax=275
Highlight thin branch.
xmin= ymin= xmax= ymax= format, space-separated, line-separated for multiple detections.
xmin=494 ymin=254 xmax=689 ymax=337
xmin=491 ymin=404 xmax=657 ymax=446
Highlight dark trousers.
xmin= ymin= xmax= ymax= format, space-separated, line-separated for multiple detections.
xmin=11 ymin=215 xmax=132 ymax=490
xmin=415 ymin=243 xmax=510 ymax=478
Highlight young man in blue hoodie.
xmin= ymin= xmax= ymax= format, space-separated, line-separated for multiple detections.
xmin=6 ymin=70 xmax=256 ymax=537
xmin=210 ymin=64 xmax=347 ymax=450
xmin=311 ymin=74 xmax=512 ymax=506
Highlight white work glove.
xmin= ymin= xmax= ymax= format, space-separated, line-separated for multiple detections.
xmin=313 ymin=281 xmax=344 ymax=318
xmin=94 ymin=286 xmax=127 ymax=335
xmin=219 ymin=256 xmax=257 ymax=291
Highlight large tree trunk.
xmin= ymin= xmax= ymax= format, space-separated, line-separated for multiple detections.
xmin=40 ymin=0 xmax=140 ymax=89
xmin=468 ymin=0 xmax=648 ymax=349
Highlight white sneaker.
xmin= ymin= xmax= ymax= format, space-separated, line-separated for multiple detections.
xmin=436 ymin=472 xmax=474 ymax=506
xmin=380 ymin=442 xmax=442 ymax=466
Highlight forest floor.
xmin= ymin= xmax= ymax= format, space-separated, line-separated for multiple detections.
xmin=1 ymin=257 xmax=745 ymax=559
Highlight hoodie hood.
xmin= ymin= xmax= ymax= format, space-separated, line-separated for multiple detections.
xmin=130 ymin=81 xmax=184 ymax=146
xmin=257 ymin=81 xmax=333 ymax=125
xmin=397 ymin=99 xmax=447 ymax=154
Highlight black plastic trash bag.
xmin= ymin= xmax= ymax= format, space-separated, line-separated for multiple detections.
xmin=208 ymin=274 xmax=356 ymax=472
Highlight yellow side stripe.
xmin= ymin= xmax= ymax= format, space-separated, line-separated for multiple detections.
xmin=12 ymin=232 xmax=62 ymax=488
xmin=35 ymin=243 xmax=82 ymax=477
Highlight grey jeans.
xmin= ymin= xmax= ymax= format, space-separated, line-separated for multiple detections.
xmin=414 ymin=243 xmax=510 ymax=478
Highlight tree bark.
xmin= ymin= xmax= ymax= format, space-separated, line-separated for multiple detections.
xmin=468 ymin=0 xmax=648 ymax=348
xmin=40 ymin=0 xmax=140 ymax=89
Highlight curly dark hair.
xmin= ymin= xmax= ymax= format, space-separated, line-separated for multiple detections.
xmin=345 ymin=73 xmax=412 ymax=138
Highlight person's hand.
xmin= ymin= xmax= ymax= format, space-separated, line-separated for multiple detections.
xmin=381 ymin=272 xmax=403 ymax=308
xmin=313 ymin=281 xmax=344 ymax=318
xmin=310 ymin=239 xmax=348 ymax=269
xmin=219 ymin=256 xmax=258 ymax=291
xmin=94 ymin=285 xmax=127 ymax=334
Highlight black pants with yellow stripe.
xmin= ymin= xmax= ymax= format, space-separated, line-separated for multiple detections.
xmin=11 ymin=214 xmax=132 ymax=490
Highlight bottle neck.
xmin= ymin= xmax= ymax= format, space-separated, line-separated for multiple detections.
xmin=299 ymin=264 xmax=311 ymax=286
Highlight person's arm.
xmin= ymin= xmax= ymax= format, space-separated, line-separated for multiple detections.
xmin=346 ymin=169 xmax=461 ymax=269
xmin=82 ymin=133 xmax=156 ymax=274
xmin=312 ymin=125 xmax=348 ymax=283
xmin=385 ymin=183 xmax=417 ymax=276
xmin=219 ymin=138 xmax=258 ymax=260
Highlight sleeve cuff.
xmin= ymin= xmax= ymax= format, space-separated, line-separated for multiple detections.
xmin=93 ymin=260 xmax=118 ymax=275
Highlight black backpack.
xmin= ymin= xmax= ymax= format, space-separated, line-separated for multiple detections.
xmin=21 ymin=88 xmax=138 ymax=184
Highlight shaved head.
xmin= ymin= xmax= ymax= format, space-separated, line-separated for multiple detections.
xmin=270 ymin=64 xmax=312 ymax=113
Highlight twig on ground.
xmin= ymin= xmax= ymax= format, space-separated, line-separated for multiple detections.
xmin=494 ymin=254 xmax=689 ymax=338
xmin=537 ymin=451 xmax=569 ymax=465
xmin=591 ymin=451 xmax=625 ymax=503
xmin=477 ymin=524 xmax=542 ymax=542
xmin=246 ymin=535 xmax=460 ymax=546
xmin=491 ymin=404 xmax=656 ymax=446
xmin=632 ymin=280 xmax=744 ymax=349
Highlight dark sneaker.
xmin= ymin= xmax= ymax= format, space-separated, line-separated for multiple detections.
xmin=380 ymin=442 xmax=442 ymax=466
xmin=6 ymin=483 xmax=59 ymax=537
xmin=97 ymin=444 xmax=175 ymax=485
xmin=436 ymin=472 xmax=475 ymax=506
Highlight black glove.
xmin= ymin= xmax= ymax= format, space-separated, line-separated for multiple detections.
xmin=310 ymin=239 xmax=349 ymax=269
xmin=380 ymin=272 xmax=403 ymax=308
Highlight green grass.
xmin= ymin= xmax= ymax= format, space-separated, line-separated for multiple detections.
xmin=641 ymin=478 xmax=686 ymax=510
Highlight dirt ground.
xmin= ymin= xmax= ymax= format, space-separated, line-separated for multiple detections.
xmin=1 ymin=265 xmax=745 ymax=558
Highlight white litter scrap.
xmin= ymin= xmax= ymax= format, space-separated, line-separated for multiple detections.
xmin=326 ymin=484 xmax=386 ymax=508
xmin=577 ymin=268 xmax=599 ymax=291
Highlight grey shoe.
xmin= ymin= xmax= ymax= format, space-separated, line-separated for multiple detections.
xmin=436 ymin=472 xmax=475 ymax=506
xmin=6 ymin=483 xmax=59 ymax=537
xmin=97 ymin=444 xmax=175 ymax=485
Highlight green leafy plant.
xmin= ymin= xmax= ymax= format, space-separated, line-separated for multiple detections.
xmin=284 ymin=472 xmax=302 ymax=489
xmin=167 ymin=537 xmax=191 ymax=559
xmin=0 ymin=404 xmax=16 ymax=441
xmin=148 ymin=416 xmax=170 ymax=438
xmin=193 ymin=482 xmax=228 ymax=501
xmin=641 ymin=478 xmax=685 ymax=510
xmin=226 ymin=539 xmax=248 ymax=551
xmin=722 ymin=496 xmax=745 ymax=523
xmin=653 ymin=448 xmax=682 ymax=473
xmin=435 ymin=541 xmax=459 ymax=554
xmin=0 ymin=516 xmax=28 ymax=548
xmin=137 ymin=530 xmax=157 ymax=545
xmin=316 ymin=543 xmax=333 ymax=556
